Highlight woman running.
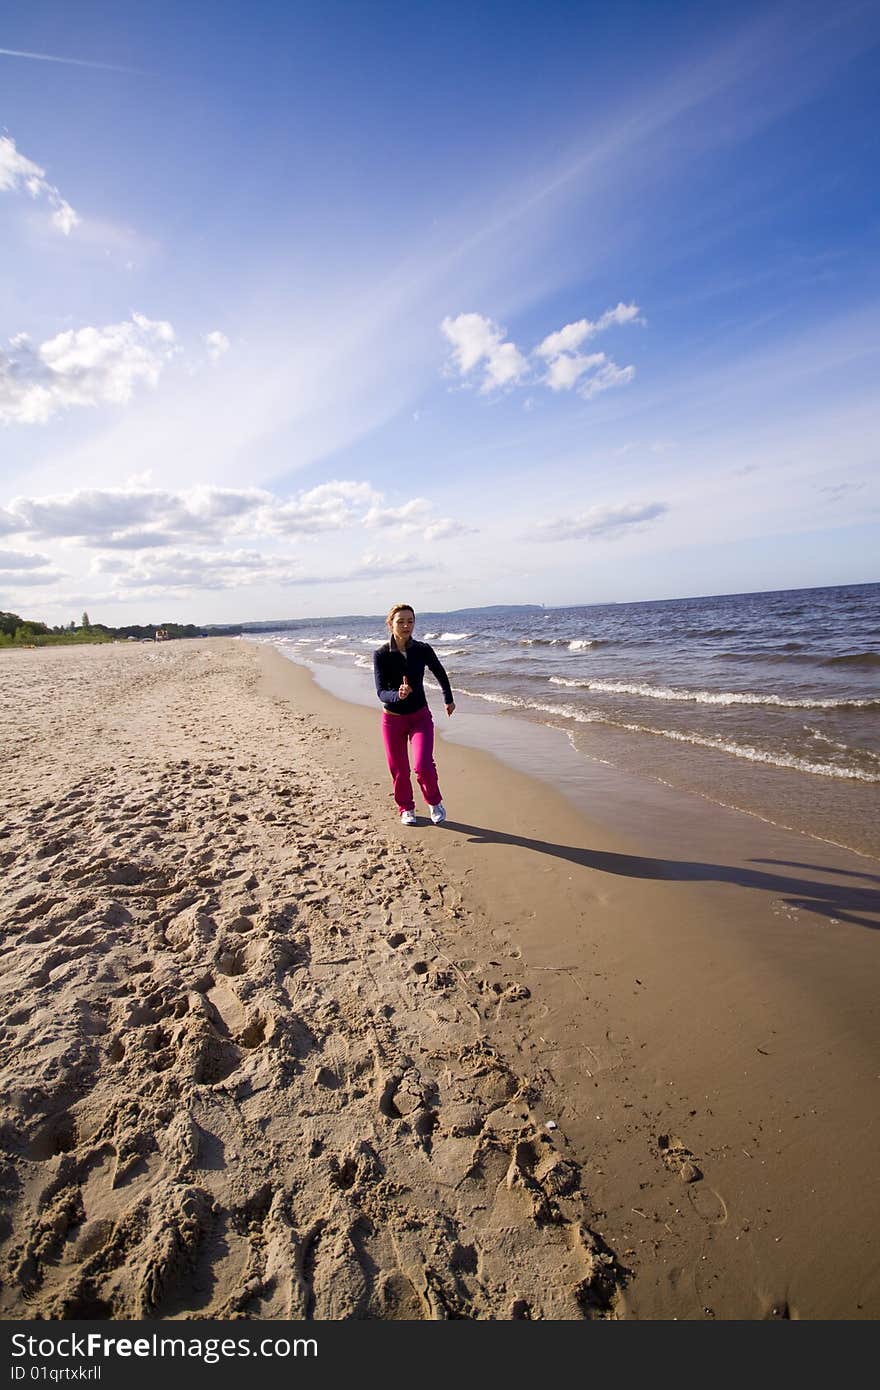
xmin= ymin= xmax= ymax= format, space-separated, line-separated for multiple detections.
xmin=373 ymin=602 xmax=455 ymax=825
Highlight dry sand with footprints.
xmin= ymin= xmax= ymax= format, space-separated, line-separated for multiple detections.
xmin=1 ymin=638 xmax=878 ymax=1321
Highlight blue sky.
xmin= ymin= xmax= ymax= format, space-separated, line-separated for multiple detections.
xmin=1 ymin=0 xmax=878 ymax=623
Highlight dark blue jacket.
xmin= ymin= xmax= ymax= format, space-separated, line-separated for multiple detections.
xmin=373 ymin=638 xmax=453 ymax=715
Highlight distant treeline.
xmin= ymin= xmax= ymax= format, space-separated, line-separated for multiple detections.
xmin=0 ymin=611 xmax=234 ymax=648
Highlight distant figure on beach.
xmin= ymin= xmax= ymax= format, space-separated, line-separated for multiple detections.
xmin=373 ymin=602 xmax=455 ymax=826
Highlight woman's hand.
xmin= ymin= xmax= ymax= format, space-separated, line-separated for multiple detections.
xmin=446 ymin=701 xmax=456 ymax=717
xmin=399 ymin=676 xmax=411 ymax=699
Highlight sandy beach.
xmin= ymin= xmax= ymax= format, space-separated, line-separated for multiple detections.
xmin=1 ymin=637 xmax=878 ymax=1321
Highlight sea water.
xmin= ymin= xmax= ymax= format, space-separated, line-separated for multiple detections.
xmin=247 ymin=582 xmax=880 ymax=858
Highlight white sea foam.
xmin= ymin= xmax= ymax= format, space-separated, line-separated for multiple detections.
xmin=549 ymin=676 xmax=877 ymax=711
xmin=806 ymin=726 xmax=880 ymax=761
xmin=432 ymin=631 xmax=471 ymax=641
xmin=611 ymin=720 xmax=880 ymax=781
xmin=457 ymin=686 xmax=601 ymax=723
xmin=458 ymin=686 xmax=878 ymax=780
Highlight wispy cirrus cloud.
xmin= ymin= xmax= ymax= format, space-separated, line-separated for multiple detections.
xmin=0 ymin=133 xmax=79 ymax=234
xmin=529 ymin=501 xmax=668 ymax=542
xmin=0 ymin=46 xmax=138 ymax=73
xmin=441 ymin=302 xmax=642 ymax=400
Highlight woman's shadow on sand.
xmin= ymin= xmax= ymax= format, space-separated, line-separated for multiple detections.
xmin=440 ymin=822 xmax=880 ymax=931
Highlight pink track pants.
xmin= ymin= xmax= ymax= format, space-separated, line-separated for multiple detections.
xmin=381 ymin=706 xmax=442 ymax=812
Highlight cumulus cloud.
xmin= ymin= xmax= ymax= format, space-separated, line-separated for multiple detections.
xmin=2 ymin=480 xmax=470 ymax=561
xmin=580 ymin=360 xmax=636 ymax=399
xmin=442 ymin=302 xmax=641 ymax=401
xmin=0 ymin=547 xmax=53 ymax=570
xmin=440 ymin=313 xmax=528 ymax=393
xmin=360 ymin=498 xmax=477 ymax=542
xmin=0 ymin=568 xmax=65 ymax=587
xmin=364 ymin=498 xmax=432 ymax=530
xmin=270 ymin=481 xmax=381 ymax=536
xmin=0 ymin=134 xmax=80 ymax=234
xmin=86 ymin=544 xmax=441 ymax=596
xmin=90 ymin=548 xmax=305 ymax=596
xmin=545 ymin=351 xmax=606 ymax=392
xmin=203 ymin=330 xmax=230 ymax=361
xmin=0 ymin=545 xmax=63 ymax=591
xmin=534 ymin=303 xmax=642 ymax=359
xmin=6 ymin=484 xmax=271 ymax=546
xmin=349 ymin=551 xmax=435 ymax=579
xmin=530 ymin=501 xmax=668 ymax=542
xmin=0 ymin=314 xmax=179 ymax=424
xmin=423 ymin=518 xmax=477 ymax=542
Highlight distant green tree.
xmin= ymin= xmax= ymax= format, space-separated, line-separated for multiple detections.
xmin=81 ymin=611 xmax=91 ymax=629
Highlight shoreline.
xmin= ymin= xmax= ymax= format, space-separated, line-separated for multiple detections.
xmin=260 ymin=642 xmax=880 ymax=1317
xmin=264 ymin=641 xmax=880 ymax=861
xmin=1 ymin=638 xmax=878 ymax=1320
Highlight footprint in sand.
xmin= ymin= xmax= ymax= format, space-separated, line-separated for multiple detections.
xmin=687 ymin=1183 xmax=728 ymax=1225
xmin=657 ymin=1133 xmax=703 ymax=1184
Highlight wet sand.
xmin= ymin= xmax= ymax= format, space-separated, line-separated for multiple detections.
xmin=1 ymin=638 xmax=878 ymax=1320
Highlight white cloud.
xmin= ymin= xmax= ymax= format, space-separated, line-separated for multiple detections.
xmin=85 ymin=544 xmax=440 ymax=596
xmin=5 ymin=484 xmax=272 ymax=546
xmin=580 ymin=360 xmax=636 ymax=399
xmin=442 ymin=302 xmax=640 ymax=400
xmin=0 ymin=569 xmax=65 ymax=588
xmin=441 ymin=313 xmax=528 ymax=393
xmin=535 ymin=303 xmax=642 ymax=359
xmin=0 ymin=547 xmax=53 ymax=570
xmin=545 ymin=351 xmax=606 ymax=392
xmin=0 ymin=314 xmax=180 ymax=425
xmin=530 ymin=501 xmax=668 ymax=541
xmin=0 ymin=134 xmax=80 ymax=234
xmin=0 ymin=479 xmax=469 ymax=607
xmin=350 ymin=551 xmax=433 ymax=579
xmin=2 ymin=481 xmax=472 ymax=562
xmin=204 ymin=330 xmax=231 ymax=361
xmin=536 ymin=303 xmax=641 ymax=398
xmin=0 ymin=543 xmax=64 ymax=590
xmin=270 ymin=480 xmax=381 ymax=536
xmin=423 ymin=518 xmax=477 ymax=541
xmin=91 ymin=548 xmax=305 ymax=595
xmin=361 ymin=498 xmax=476 ymax=542
xmin=364 ymin=498 xmax=431 ymax=530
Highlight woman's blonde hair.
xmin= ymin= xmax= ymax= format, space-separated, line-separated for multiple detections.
xmin=385 ymin=602 xmax=415 ymax=629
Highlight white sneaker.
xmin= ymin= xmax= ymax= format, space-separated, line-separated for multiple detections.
xmin=429 ymin=803 xmax=446 ymax=824
xmin=400 ymin=809 xmax=417 ymax=826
